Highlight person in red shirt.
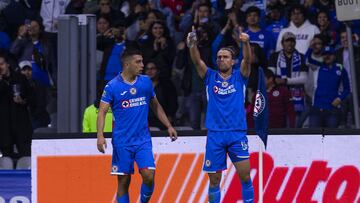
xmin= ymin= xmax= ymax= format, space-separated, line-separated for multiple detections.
xmin=248 ymin=69 xmax=296 ymax=128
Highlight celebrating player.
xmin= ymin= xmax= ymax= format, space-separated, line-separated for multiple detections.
xmin=96 ymin=48 xmax=177 ymax=203
xmin=187 ymin=26 xmax=254 ymax=203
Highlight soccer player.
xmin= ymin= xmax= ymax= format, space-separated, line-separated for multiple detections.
xmin=187 ymin=26 xmax=254 ymax=203
xmin=96 ymin=49 xmax=177 ymax=203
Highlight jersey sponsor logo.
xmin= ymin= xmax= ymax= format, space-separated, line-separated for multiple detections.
xmin=130 ymin=88 xmax=137 ymax=95
xmin=213 ymin=86 xmax=219 ymax=93
xmin=272 ymin=90 xmax=280 ymax=97
xmin=213 ymin=84 xmax=236 ymax=95
xmin=122 ymin=100 xmax=130 ymax=108
xmin=254 ymin=90 xmax=266 ymax=117
xmin=121 ymin=97 xmax=147 ymax=109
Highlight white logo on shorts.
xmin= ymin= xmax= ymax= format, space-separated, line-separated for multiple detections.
xmin=205 ymin=160 xmax=211 ymax=167
xmin=241 ymin=141 xmax=248 ymax=150
xmin=112 ymin=165 xmax=118 ymax=172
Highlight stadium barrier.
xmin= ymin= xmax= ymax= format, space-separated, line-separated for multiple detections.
xmin=32 ymin=129 xmax=360 ymax=203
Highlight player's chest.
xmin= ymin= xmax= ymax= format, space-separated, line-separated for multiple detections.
xmin=211 ymin=78 xmax=239 ymax=97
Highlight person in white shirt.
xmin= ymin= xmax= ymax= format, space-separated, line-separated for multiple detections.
xmin=276 ymin=4 xmax=320 ymax=54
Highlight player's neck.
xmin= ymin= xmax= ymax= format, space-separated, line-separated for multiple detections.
xmin=219 ymin=69 xmax=232 ymax=79
xmin=121 ymin=72 xmax=137 ymax=83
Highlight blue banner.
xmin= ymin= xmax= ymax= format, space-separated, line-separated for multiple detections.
xmin=0 ymin=170 xmax=31 ymax=202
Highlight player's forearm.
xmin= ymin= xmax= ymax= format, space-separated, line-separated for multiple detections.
xmin=154 ymin=104 xmax=172 ymax=128
xmin=241 ymin=41 xmax=252 ymax=77
xmin=96 ymin=112 xmax=106 ymax=136
xmin=189 ymin=46 xmax=202 ymax=67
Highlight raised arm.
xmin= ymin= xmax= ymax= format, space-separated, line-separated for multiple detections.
xmin=150 ymin=97 xmax=177 ymax=141
xmin=239 ymin=28 xmax=252 ymax=78
xmin=96 ymin=101 xmax=110 ymax=153
xmin=187 ymin=26 xmax=208 ymax=78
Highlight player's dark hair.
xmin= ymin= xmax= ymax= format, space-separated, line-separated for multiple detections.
xmin=120 ymin=48 xmax=142 ymax=64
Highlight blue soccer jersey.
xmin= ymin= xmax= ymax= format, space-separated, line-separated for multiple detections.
xmin=205 ymin=68 xmax=248 ymax=131
xmin=101 ymin=74 xmax=155 ymax=146
xmin=246 ymin=29 xmax=275 ymax=58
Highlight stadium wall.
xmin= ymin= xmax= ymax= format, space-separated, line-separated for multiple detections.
xmin=32 ymin=130 xmax=360 ymax=203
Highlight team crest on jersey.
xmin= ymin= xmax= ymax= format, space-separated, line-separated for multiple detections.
xmin=130 ymin=88 xmax=137 ymax=95
xmin=259 ymin=34 xmax=264 ymax=39
xmin=253 ymin=90 xmax=266 ymax=117
xmin=272 ymin=90 xmax=280 ymax=97
xmin=122 ymin=100 xmax=130 ymax=108
xmin=112 ymin=165 xmax=118 ymax=172
xmin=213 ymin=86 xmax=219 ymax=93
xmin=205 ymin=160 xmax=211 ymax=167
xmin=221 ymin=81 xmax=229 ymax=88
xmin=336 ymin=70 xmax=341 ymax=76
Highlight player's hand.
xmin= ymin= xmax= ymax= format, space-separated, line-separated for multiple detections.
xmin=331 ymin=97 xmax=341 ymax=107
xmin=97 ymin=134 xmax=107 ymax=153
xmin=186 ymin=26 xmax=197 ymax=48
xmin=167 ymin=126 xmax=177 ymax=142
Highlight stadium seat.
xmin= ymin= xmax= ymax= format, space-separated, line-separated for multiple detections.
xmin=174 ymin=126 xmax=194 ymax=131
xmin=16 ymin=156 xmax=31 ymax=170
xmin=0 ymin=156 xmax=14 ymax=169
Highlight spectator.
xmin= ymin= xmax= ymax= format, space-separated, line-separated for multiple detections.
xmin=269 ymin=32 xmax=308 ymax=127
xmin=65 ymin=0 xmax=85 ymax=14
xmin=98 ymin=20 xmax=128 ymax=90
xmin=248 ymin=68 xmax=295 ymax=128
xmin=83 ymin=93 xmax=113 ymax=133
xmin=309 ymin=46 xmax=350 ymax=128
xmin=140 ymin=20 xmax=175 ymax=79
xmin=245 ymin=6 xmax=275 ymax=58
xmin=10 ymin=19 xmax=56 ymax=87
xmin=276 ymin=4 xmax=320 ymax=54
xmin=179 ymin=2 xmax=220 ymax=34
xmin=145 ymin=61 xmax=178 ymax=129
xmin=315 ymin=10 xmax=337 ymax=46
xmin=265 ymin=3 xmax=287 ymax=42
xmin=0 ymin=53 xmax=32 ymax=158
xmin=335 ymin=30 xmax=360 ymax=127
xmin=211 ymin=15 xmax=242 ymax=69
xmin=19 ymin=60 xmax=50 ymax=129
xmin=40 ymin=0 xmax=69 ymax=60
xmin=95 ymin=0 xmax=125 ymax=26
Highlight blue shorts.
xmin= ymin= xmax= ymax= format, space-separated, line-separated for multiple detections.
xmin=111 ymin=141 xmax=155 ymax=175
xmin=203 ymin=131 xmax=249 ymax=173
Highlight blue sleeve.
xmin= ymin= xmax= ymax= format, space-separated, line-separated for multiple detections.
xmin=101 ymin=84 xmax=114 ymax=104
xmin=179 ymin=12 xmax=193 ymax=32
xmin=211 ymin=33 xmax=224 ymax=69
xmin=306 ymin=49 xmax=323 ymax=67
xmin=205 ymin=67 xmax=215 ymax=85
xmin=339 ymin=68 xmax=350 ymax=100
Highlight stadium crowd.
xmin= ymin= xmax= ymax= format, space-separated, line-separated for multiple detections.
xmin=0 ymin=0 xmax=360 ymax=160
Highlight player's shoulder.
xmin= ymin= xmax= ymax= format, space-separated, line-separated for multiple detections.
xmin=138 ymin=74 xmax=152 ymax=83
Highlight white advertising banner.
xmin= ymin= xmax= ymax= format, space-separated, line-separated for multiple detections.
xmin=32 ymin=135 xmax=360 ymax=203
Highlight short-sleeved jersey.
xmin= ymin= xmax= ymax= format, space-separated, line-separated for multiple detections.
xmin=101 ymin=74 xmax=155 ymax=146
xmin=205 ymin=68 xmax=248 ymax=131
